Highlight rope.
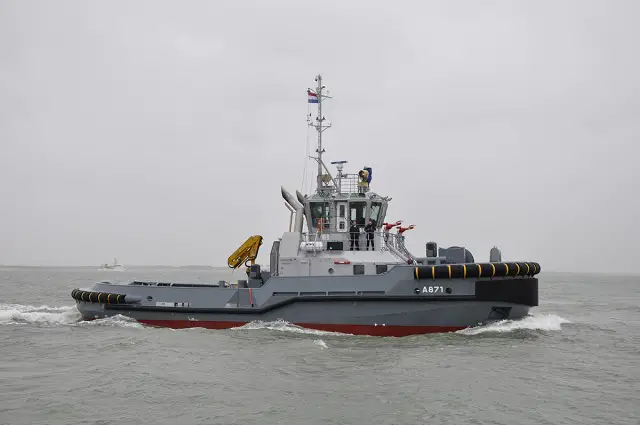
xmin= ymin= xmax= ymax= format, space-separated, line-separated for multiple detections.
xmin=300 ymin=101 xmax=313 ymax=193
xmin=300 ymin=127 xmax=310 ymax=193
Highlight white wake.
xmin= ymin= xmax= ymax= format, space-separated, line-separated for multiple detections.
xmin=457 ymin=313 xmax=570 ymax=335
xmin=232 ymin=319 xmax=349 ymax=337
xmin=0 ymin=303 xmax=142 ymax=328
xmin=0 ymin=303 xmax=80 ymax=325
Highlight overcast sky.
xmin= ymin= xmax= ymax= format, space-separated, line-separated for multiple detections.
xmin=1 ymin=0 xmax=638 ymax=272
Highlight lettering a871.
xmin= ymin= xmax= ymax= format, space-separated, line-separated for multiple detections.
xmin=423 ymin=286 xmax=444 ymax=294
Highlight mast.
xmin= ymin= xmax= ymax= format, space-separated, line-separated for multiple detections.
xmin=307 ymin=74 xmax=333 ymax=193
xmin=316 ymin=75 xmax=324 ymax=187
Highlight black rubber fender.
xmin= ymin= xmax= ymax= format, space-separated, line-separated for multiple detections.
xmin=414 ymin=262 xmax=541 ymax=280
xmin=71 ymin=289 xmax=141 ymax=304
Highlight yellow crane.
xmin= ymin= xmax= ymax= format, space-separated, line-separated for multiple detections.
xmin=227 ymin=235 xmax=263 ymax=270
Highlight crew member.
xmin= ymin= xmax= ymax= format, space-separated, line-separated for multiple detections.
xmin=364 ymin=219 xmax=376 ymax=250
xmin=349 ymin=220 xmax=360 ymax=251
xmin=358 ymin=169 xmax=369 ymax=194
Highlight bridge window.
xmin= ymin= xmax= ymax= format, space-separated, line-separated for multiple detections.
xmin=370 ymin=202 xmax=382 ymax=225
xmin=310 ymin=202 xmax=329 ymax=229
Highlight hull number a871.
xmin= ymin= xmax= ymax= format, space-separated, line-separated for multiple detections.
xmin=423 ymin=286 xmax=444 ymax=294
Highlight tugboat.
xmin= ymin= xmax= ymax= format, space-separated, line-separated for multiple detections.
xmin=72 ymin=75 xmax=541 ymax=337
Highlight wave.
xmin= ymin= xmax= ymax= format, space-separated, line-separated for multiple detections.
xmin=232 ymin=319 xmax=349 ymax=337
xmin=0 ymin=303 xmax=142 ymax=328
xmin=76 ymin=314 xmax=144 ymax=329
xmin=313 ymin=339 xmax=328 ymax=349
xmin=456 ymin=313 xmax=570 ymax=335
xmin=0 ymin=303 xmax=80 ymax=325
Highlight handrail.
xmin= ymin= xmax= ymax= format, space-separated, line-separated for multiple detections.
xmin=302 ymin=230 xmax=406 ymax=244
xmin=336 ymin=174 xmax=369 ymax=194
xmin=314 ymin=174 xmax=370 ymax=194
xmin=300 ymin=230 xmax=415 ymax=262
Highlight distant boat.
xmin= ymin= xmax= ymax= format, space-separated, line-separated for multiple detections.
xmin=99 ymin=258 xmax=124 ymax=271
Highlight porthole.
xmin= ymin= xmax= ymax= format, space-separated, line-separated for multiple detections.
xmin=328 ymin=268 xmax=334 ymax=274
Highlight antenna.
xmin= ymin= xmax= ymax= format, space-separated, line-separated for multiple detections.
xmin=330 ymin=160 xmax=347 ymax=193
xmin=307 ymin=74 xmax=334 ymax=193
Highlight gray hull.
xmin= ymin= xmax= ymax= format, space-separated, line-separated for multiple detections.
xmin=76 ymin=299 xmax=530 ymax=337
xmin=72 ymin=264 xmax=538 ymax=337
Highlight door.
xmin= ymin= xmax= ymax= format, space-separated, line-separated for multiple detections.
xmin=336 ymin=202 xmax=348 ymax=232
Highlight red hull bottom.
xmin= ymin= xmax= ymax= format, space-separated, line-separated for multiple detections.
xmin=135 ymin=319 xmax=466 ymax=337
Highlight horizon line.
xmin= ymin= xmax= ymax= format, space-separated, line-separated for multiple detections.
xmin=0 ymin=264 xmax=636 ymax=276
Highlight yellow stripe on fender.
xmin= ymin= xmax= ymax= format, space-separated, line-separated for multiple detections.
xmin=516 ymin=263 xmax=521 ymax=275
xmin=505 ymin=263 xmax=509 ymax=276
xmin=447 ymin=265 xmax=451 ymax=279
xmin=415 ymin=267 xmax=419 ymax=279
xmin=431 ymin=266 xmax=435 ymax=280
xmin=463 ymin=264 xmax=467 ymax=279
xmin=491 ymin=264 xmax=496 ymax=277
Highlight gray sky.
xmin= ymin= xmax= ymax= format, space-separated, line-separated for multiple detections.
xmin=1 ymin=0 xmax=638 ymax=272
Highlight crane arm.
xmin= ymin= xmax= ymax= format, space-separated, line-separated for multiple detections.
xmin=227 ymin=235 xmax=264 ymax=269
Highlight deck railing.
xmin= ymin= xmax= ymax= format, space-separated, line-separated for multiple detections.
xmin=337 ymin=175 xmax=369 ymax=194
xmin=301 ymin=230 xmax=412 ymax=259
xmin=319 ymin=174 xmax=370 ymax=195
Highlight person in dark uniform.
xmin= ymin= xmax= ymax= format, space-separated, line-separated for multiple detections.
xmin=349 ymin=220 xmax=360 ymax=251
xmin=364 ymin=219 xmax=376 ymax=250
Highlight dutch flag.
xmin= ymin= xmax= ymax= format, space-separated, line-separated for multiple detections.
xmin=307 ymin=90 xmax=318 ymax=104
